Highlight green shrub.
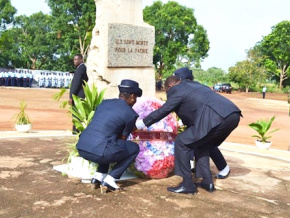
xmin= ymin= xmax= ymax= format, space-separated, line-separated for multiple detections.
xmin=12 ymin=100 xmax=31 ymax=125
xmin=248 ymin=116 xmax=279 ymax=143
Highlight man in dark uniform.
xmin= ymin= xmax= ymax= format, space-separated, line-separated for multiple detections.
xmin=68 ymin=54 xmax=88 ymax=134
xmin=174 ymin=67 xmax=231 ymax=179
xmin=136 ymin=76 xmax=241 ymax=194
xmin=76 ymin=79 xmax=142 ymax=193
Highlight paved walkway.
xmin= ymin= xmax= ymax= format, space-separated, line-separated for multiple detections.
xmin=0 ymin=130 xmax=73 ymax=139
xmin=1 ymin=130 xmax=290 ymax=161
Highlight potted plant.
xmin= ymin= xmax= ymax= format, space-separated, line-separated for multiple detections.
xmin=248 ymin=115 xmax=279 ymax=149
xmin=12 ymin=100 xmax=32 ymax=133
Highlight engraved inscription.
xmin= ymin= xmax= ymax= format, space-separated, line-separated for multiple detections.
xmin=108 ymin=23 xmax=155 ymax=67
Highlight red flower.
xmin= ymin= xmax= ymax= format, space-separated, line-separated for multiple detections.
xmin=146 ymin=156 xmax=175 ymax=179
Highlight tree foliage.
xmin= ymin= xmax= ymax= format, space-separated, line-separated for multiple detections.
xmin=194 ymin=67 xmax=227 ymax=86
xmin=257 ymin=20 xmax=290 ymax=88
xmin=0 ymin=0 xmax=16 ymax=30
xmin=47 ymin=0 xmax=96 ymax=61
xmin=228 ymin=60 xmax=256 ymax=92
xmin=0 ymin=0 xmax=17 ymax=66
xmin=1 ymin=0 xmax=97 ymax=70
xmin=143 ymin=1 xmax=209 ymax=77
xmin=11 ymin=12 xmax=57 ymax=69
xmin=228 ymin=47 xmax=267 ymax=92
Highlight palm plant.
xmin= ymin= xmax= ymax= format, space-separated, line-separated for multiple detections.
xmin=52 ymin=81 xmax=105 ymax=163
xmin=66 ymin=82 xmax=105 ymax=163
xmin=248 ymin=115 xmax=279 ymax=143
xmin=13 ymin=100 xmax=31 ymax=125
xmin=52 ymin=87 xmax=68 ymax=109
xmin=70 ymin=81 xmax=106 ymax=132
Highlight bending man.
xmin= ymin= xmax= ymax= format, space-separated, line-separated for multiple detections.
xmin=136 ymin=76 xmax=241 ymax=194
xmin=174 ymin=67 xmax=231 ymax=179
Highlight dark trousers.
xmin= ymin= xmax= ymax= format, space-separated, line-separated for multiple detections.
xmin=16 ymin=78 xmax=21 ymax=87
xmin=209 ymin=146 xmax=227 ymax=171
xmin=78 ymin=140 xmax=140 ymax=179
xmin=4 ymin=78 xmax=9 ymax=86
xmin=11 ymin=77 xmax=15 ymax=86
xmin=174 ymin=112 xmax=240 ymax=184
xmin=263 ymin=92 xmax=265 ymax=99
xmin=71 ymin=101 xmax=80 ymax=135
xmin=23 ymin=78 xmax=27 ymax=87
xmin=189 ymin=146 xmax=227 ymax=171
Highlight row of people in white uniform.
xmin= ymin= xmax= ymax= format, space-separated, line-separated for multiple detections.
xmin=38 ymin=72 xmax=73 ymax=88
xmin=0 ymin=69 xmax=33 ymax=87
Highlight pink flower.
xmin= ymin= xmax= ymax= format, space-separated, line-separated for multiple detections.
xmin=131 ymin=97 xmax=177 ymax=179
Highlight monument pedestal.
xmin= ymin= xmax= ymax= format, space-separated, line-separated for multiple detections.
xmin=87 ymin=0 xmax=156 ymax=98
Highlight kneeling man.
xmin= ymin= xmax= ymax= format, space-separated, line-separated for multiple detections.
xmin=77 ymin=79 xmax=142 ymax=193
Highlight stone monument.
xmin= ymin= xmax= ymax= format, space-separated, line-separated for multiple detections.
xmin=86 ymin=0 xmax=155 ymax=98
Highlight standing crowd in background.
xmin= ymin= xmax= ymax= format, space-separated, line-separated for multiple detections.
xmin=38 ymin=72 xmax=73 ymax=89
xmin=0 ymin=68 xmax=73 ymax=89
xmin=0 ymin=68 xmax=33 ymax=88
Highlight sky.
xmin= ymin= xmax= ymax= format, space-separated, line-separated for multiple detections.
xmin=10 ymin=0 xmax=290 ymax=72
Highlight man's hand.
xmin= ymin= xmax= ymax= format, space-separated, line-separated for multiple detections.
xmin=68 ymin=98 xmax=73 ymax=105
xmin=135 ymin=119 xmax=146 ymax=130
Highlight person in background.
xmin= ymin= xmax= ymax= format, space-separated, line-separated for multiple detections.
xmin=156 ymin=76 xmax=163 ymax=91
xmin=136 ymin=75 xmax=242 ymax=194
xmin=28 ymin=71 xmax=33 ymax=88
xmin=0 ymin=70 xmax=3 ymax=86
xmin=23 ymin=71 xmax=28 ymax=87
xmin=69 ymin=54 xmax=88 ymax=134
xmin=174 ymin=67 xmax=231 ymax=180
xmin=57 ymin=73 xmax=63 ymax=88
xmin=262 ymin=86 xmax=267 ymax=99
xmin=10 ymin=69 xmax=15 ymax=86
xmin=48 ymin=73 xmax=53 ymax=88
xmin=4 ymin=70 xmax=9 ymax=86
xmin=38 ymin=72 xmax=44 ymax=87
xmin=76 ymin=79 xmax=142 ymax=193
xmin=19 ymin=70 xmax=24 ymax=87
xmin=44 ymin=72 xmax=48 ymax=88
xmin=64 ymin=73 xmax=70 ymax=88
xmin=15 ymin=70 xmax=20 ymax=87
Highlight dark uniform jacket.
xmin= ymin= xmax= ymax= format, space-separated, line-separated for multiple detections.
xmin=143 ymin=80 xmax=241 ymax=145
xmin=76 ymin=99 xmax=139 ymax=156
xmin=69 ymin=63 xmax=88 ymax=99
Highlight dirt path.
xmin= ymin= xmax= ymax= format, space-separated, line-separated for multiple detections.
xmin=1 ymin=87 xmax=290 ymax=150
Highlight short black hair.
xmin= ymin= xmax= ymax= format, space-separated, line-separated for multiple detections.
xmin=164 ymin=76 xmax=181 ymax=89
xmin=74 ymin=54 xmax=83 ymax=59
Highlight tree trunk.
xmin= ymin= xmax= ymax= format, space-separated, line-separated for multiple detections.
xmin=280 ymin=72 xmax=283 ymax=89
xmin=279 ymin=64 xmax=288 ymax=89
xmin=30 ymin=58 xmax=36 ymax=70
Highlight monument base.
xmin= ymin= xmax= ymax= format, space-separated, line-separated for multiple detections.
xmin=53 ymin=157 xmax=137 ymax=183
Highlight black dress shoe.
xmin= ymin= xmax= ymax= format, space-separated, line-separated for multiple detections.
xmin=100 ymin=181 xmax=120 ymax=194
xmin=167 ymin=184 xmax=197 ymax=195
xmin=215 ymin=170 xmax=230 ymax=179
xmin=195 ymin=182 xmax=215 ymax=193
xmin=90 ymin=178 xmax=101 ymax=190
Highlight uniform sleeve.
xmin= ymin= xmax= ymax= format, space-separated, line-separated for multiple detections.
xmin=122 ymin=116 xmax=138 ymax=137
xmin=143 ymin=88 xmax=183 ymax=127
